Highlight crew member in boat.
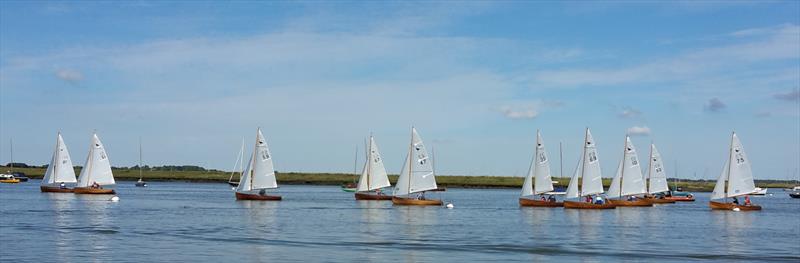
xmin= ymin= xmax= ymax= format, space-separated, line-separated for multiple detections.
xmin=594 ymin=196 xmax=605 ymax=205
xmin=59 ymin=182 xmax=67 ymax=189
xmin=547 ymin=195 xmax=556 ymax=202
xmin=732 ymin=197 xmax=739 ymax=205
xmin=259 ymin=189 xmax=267 ymax=196
xmin=91 ymin=181 xmax=101 ymax=189
xmin=744 ymin=195 xmax=752 ymax=206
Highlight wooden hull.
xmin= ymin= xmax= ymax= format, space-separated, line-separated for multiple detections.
xmin=645 ymin=197 xmax=676 ymax=204
xmin=709 ymin=201 xmax=761 ymax=211
xmin=354 ymin=192 xmax=393 ymax=200
xmin=563 ymin=200 xmax=616 ymax=209
xmin=519 ymin=198 xmax=563 ymax=207
xmin=608 ymin=198 xmax=654 ymax=207
xmin=665 ymin=196 xmax=695 ymax=202
xmin=73 ymin=187 xmax=116 ymax=195
xmin=235 ymin=192 xmax=282 ymax=201
xmin=40 ymin=186 xmax=74 ymax=193
xmin=392 ymin=196 xmax=442 ymax=206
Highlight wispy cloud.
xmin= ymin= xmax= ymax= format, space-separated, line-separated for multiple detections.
xmin=500 ymin=106 xmax=539 ymax=120
xmin=617 ymin=106 xmax=642 ymax=119
xmin=704 ymin=97 xmax=726 ymax=112
xmin=774 ymin=88 xmax=800 ymax=102
xmin=55 ymin=68 xmax=83 ymax=83
xmin=627 ymin=126 xmax=651 ymax=136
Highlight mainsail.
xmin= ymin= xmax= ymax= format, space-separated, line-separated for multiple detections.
xmin=76 ymin=133 xmax=115 ymax=187
xmin=646 ymin=144 xmax=669 ymax=194
xmin=236 ymin=128 xmax=278 ymax=193
xmin=580 ymin=128 xmax=604 ymax=196
xmin=356 ymin=135 xmax=391 ymax=192
xmin=394 ymin=127 xmax=437 ymax=196
xmin=42 ymin=133 xmax=77 ymax=186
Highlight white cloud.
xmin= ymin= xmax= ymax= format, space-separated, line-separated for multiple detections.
xmin=627 ymin=126 xmax=651 ymax=136
xmin=55 ymin=68 xmax=83 ymax=83
xmin=618 ymin=106 xmax=642 ymax=119
xmin=500 ymin=107 xmax=539 ymax=119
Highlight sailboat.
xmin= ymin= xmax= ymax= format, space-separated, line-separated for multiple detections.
xmin=392 ymin=127 xmax=442 ymax=206
xmin=74 ymin=133 xmax=116 ymax=194
xmin=563 ymin=128 xmax=616 ymax=209
xmin=235 ymin=128 xmax=281 ymax=201
xmin=1 ymin=138 xmax=20 ymax=184
xmin=709 ymin=132 xmax=761 ymax=211
xmin=519 ymin=130 xmax=562 ymax=207
xmin=606 ymin=135 xmax=653 ymax=207
xmin=40 ymin=132 xmax=78 ymax=192
xmin=354 ymin=135 xmax=392 ymax=200
xmin=135 ymin=138 xmax=147 ymax=187
xmin=643 ymin=144 xmax=676 ymax=203
xmin=341 ymin=146 xmax=359 ymax=192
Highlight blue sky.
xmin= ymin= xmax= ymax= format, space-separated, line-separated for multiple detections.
xmin=1 ymin=1 xmax=798 ymax=180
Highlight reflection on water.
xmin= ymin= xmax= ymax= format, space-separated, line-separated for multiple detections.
xmin=75 ymin=194 xmax=116 ymax=262
xmin=45 ymin=193 xmax=76 ymax=261
xmin=238 ymin=200 xmax=280 ymax=262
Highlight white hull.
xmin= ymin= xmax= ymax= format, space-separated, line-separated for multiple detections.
xmin=751 ymin=187 xmax=768 ymax=195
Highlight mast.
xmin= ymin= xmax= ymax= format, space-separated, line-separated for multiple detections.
xmin=9 ymin=138 xmax=13 ymax=173
xmin=559 ymin=142 xmax=563 ymax=179
xmin=353 ymin=145 xmax=358 ymax=184
xmin=85 ymin=134 xmax=95 ymax=185
xmin=646 ymin=142 xmax=653 ymax=193
xmin=579 ymin=128 xmax=588 ymax=196
xmin=229 ymin=138 xmax=244 ymax=183
xmin=407 ymin=127 xmax=413 ymax=196
xmin=249 ymin=129 xmax=259 ymax=191
xmin=366 ymin=135 xmax=372 ymax=191
xmin=138 ymin=137 xmax=143 ymax=181
xmin=724 ymin=131 xmax=735 ymax=199
xmin=619 ymin=135 xmax=627 ymax=197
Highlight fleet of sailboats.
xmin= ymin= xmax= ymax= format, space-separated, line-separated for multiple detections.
xmin=354 ymin=135 xmax=392 ymax=200
xmin=74 ymin=133 xmax=117 ymax=194
xmin=606 ymin=135 xmax=652 ymax=207
xmin=709 ymin=132 xmax=761 ymax=211
xmin=234 ymin=128 xmax=281 ymax=201
xmin=5 ymin=127 xmax=775 ymax=212
xmin=392 ymin=127 xmax=442 ymax=205
xmin=519 ymin=130 xmax=562 ymax=207
xmin=40 ymin=132 xmax=77 ymax=192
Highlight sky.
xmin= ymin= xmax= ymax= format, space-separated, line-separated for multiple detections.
xmin=1 ymin=1 xmax=798 ymax=180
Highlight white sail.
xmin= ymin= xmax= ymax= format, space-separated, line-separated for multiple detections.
xmin=608 ymin=136 xmax=646 ymax=198
xmin=532 ymin=131 xmax=554 ymax=195
xmin=357 ymin=136 xmax=391 ymax=192
xmin=237 ymin=128 xmax=278 ymax=192
xmin=726 ymin=133 xmax=756 ymax=197
xmin=394 ymin=127 xmax=437 ymax=196
xmin=711 ymin=159 xmax=728 ymax=200
xmin=76 ymin=133 xmax=115 ymax=187
xmin=42 ymin=133 xmax=77 ymax=185
xmin=565 ymin=154 xmax=582 ymax=199
xmin=647 ymin=144 xmax=669 ymax=194
xmin=580 ymin=129 xmax=604 ymax=196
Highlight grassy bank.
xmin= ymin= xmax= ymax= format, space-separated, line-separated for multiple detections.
xmin=7 ymin=167 xmax=797 ymax=192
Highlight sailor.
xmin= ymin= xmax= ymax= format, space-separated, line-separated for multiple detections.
xmin=744 ymin=195 xmax=751 ymax=206
xmin=59 ymin=182 xmax=66 ymax=189
xmin=259 ymin=189 xmax=267 ymax=196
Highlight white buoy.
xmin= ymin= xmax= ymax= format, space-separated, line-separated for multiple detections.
xmin=732 ymin=207 xmax=740 ymax=212
xmin=110 ymin=196 xmax=120 ymax=202
xmin=446 ymin=203 xmax=454 ymax=209
xmin=231 ymin=187 xmax=236 ymax=191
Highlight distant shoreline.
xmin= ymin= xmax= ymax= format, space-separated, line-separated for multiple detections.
xmin=7 ymin=167 xmax=798 ymax=192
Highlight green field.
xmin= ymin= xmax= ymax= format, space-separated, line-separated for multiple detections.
xmin=6 ymin=166 xmax=796 ymax=192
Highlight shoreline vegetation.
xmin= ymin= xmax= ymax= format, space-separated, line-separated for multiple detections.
xmin=5 ymin=166 xmax=797 ymax=192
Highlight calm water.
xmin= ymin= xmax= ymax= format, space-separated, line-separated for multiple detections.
xmin=1 ymin=180 xmax=799 ymax=262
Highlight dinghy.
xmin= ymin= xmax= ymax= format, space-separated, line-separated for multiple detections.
xmin=392 ymin=127 xmax=442 ymax=206
xmin=41 ymin=133 xmax=78 ymax=192
xmin=235 ymin=128 xmax=281 ymax=201
xmin=709 ymin=132 xmax=761 ymax=211
xmin=519 ymin=130 xmax=562 ymax=207
xmin=74 ymin=133 xmax=116 ymax=194
xmin=355 ymin=135 xmax=392 ymax=200
xmin=563 ymin=128 xmax=616 ymax=209
xmin=606 ymin=136 xmax=652 ymax=207
xmin=643 ymin=144 xmax=675 ymax=204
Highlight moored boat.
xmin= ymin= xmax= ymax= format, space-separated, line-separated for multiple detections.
xmin=708 ymin=132 xmax=761 ymax=211
xmin=354 ymin=135 xmax=393 ymax=200
xmin=227 ymin=138 xmax=245 ymax=187
xmin=606 ymin=135 xmax=652 ymax=207
xmin=789 ymin=192 xmax=800 ymax=198
xmin=519 ymin=130 xmax=562 ymax=207
xmin=134 ymin=139 xmax=147 ymax=187
xmin=392 ymin=127 xmax=443 ymax=206
xmin=563 ymin=128 xmax=615 ymax=209
xmin=235 ymin=128 xmax=281 ymax=201
xmin=74 ymin=133 xmax=117 ymax=195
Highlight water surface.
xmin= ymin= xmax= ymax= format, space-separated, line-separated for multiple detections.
xmin=1 ymin=180 xmax=798 ymax=262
